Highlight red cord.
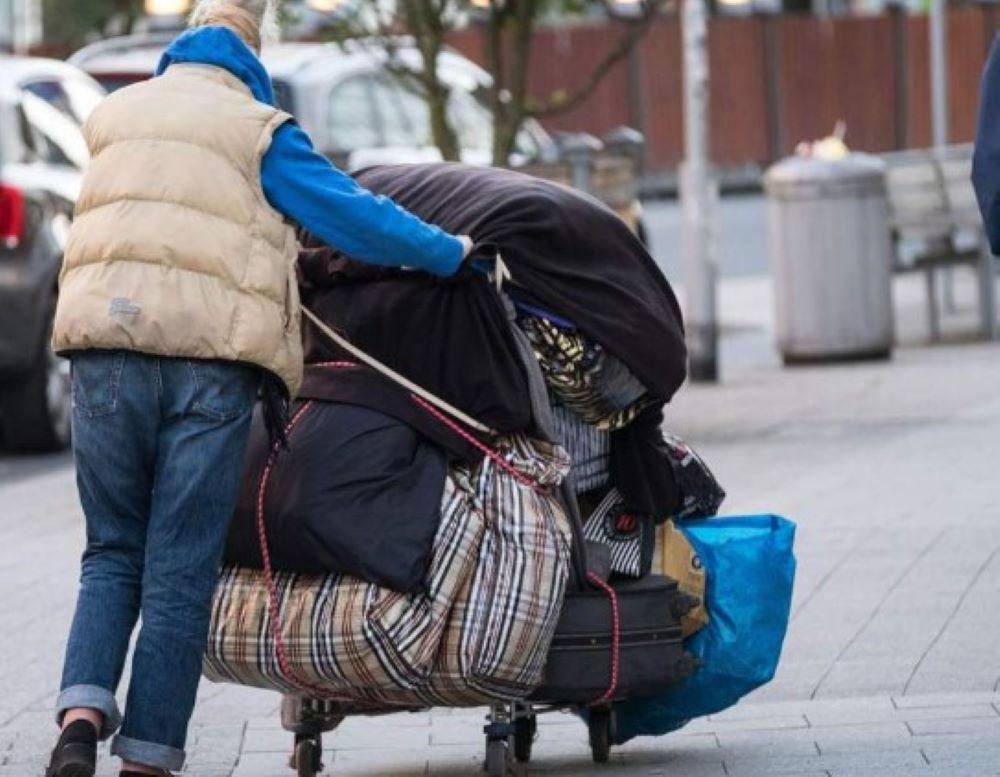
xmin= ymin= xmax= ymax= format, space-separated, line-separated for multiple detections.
xmin=311 ymin=361 xmax=534 ymax=491
xmin=586 ymin=571 xmax=621 ymax=707
xmin=256 ymin=400 xmax=332 ymax=698
xmin=409 ymin=393 xmax=544 ymax=493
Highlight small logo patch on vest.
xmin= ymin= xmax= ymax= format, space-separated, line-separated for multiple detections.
xmin=109 ymin=297 xmax=141 ymax=317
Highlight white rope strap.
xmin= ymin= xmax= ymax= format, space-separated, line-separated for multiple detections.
xmin=301 ymin=305 xmax=497 ymax=436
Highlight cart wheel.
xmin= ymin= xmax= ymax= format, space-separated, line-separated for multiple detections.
xmin=588 ymin=707 xmax=612 ymax=764
xmin=513 ymin=713 xmax=536 ymax=763
xmin=294 ymin=734 xmax=323 ymax=776
xmin=484 ymin=738 xmax=508 ymax=776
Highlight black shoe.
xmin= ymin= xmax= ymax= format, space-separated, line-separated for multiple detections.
xmin=45 ymin=719 xmax=97 ymax=777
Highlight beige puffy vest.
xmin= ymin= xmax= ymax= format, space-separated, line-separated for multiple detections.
xmin=53 ymin=63 xmax=303 ymax=396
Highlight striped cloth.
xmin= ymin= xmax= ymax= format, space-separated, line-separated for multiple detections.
xmin=581 ymin=487 xmax=654 ymax=579
xmin=203 ymin=435 xmax=573 ymax=708
xmin=517 ymin=315 xmax=654 ymax=431
xmin=549 ymin=403 xmax=610 ymax=493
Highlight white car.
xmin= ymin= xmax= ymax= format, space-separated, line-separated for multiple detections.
xmin=0 ymin=56 xmax=104 ymax=451
xmin=69 ymin=33 xmax=557 ymax=171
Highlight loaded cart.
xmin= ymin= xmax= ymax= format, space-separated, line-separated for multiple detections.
xmin=204 ymin=164 xmax=725 ymax=776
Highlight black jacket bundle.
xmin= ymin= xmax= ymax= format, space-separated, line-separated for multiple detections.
xmin=225 ymin=400 xmax=448 ymax=593
xmin=351 ymin=163 xmax=688 ymax=404
xmin=297 ymin=244 xmax=534 ymax=437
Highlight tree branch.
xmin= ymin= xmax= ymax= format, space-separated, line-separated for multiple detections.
xmin=527 ymin=1 xmax=664 ymax=119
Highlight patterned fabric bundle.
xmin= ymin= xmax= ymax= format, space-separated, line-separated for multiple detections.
xmin=517 ymin=315 xmax=654 ymax=431
xmin=549 ymin=403 xmax=610 ymax=493
xmin=663 ymin=433 xmax=727 ymax=521
xmin=581 ymin=488 xmax=655 ymax=579
xmin=203 ymin=435 xmax=573 ymax=708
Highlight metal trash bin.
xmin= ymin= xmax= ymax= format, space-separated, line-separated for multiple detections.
xmin=764 ymin=154 xmax=894 ymax=363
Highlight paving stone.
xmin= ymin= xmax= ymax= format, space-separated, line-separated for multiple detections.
xmin=723 ymin=748 xmax=928 ymax=776
xmin=907 ymin=716 xmax=1000 ymax=737
xmin=893 ymin=692 xmax=1000 ymax=709
xmin=832 ymin=769 xmax=1000 ymax=777
xmin=332 ymin=717 xmax=432 ymax=750
xmin=902 ymin=704 xmax=999 ymax=722
xmin=810 ymin=722 xmax=913 ymax=752
xmin=920 ymin=737 xmax=1000 ymax=768
xmin=238 ymin=725 xmax=295 ymax=753
xmin=686 ymin=713 xmax=810 ymax=735
xmin=799 ymin=696 xmax=898 ymax=726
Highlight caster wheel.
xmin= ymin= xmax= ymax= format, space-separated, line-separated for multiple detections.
xmin=484 ymin=738 xmax=508 ymax=776
xmin=293 ymin=735 xmax=323 ymax=776
xmin=588 ymin=706 xmax=613 ymax=764
xmin=513 ymin=713 xmax=536 ymax=763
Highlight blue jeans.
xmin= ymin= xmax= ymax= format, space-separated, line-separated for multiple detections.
xmin=57 ymin=350 xmax=259 ymax=772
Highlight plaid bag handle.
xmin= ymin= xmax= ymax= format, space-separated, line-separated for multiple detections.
xmin=303 ymin=306 xmax=497 ymax=437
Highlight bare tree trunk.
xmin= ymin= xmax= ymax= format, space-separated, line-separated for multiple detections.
xmin=425 ymin=75 xmax=461 ymax=161
xmin=401 ymin=0 xmax=461 ymax=161
xmin=486 ymin=0 xmax=665 ymax=166
xmin=487 ymin=1 xmax=512 ymax=165
xmin=492 ymin=0 xmax=536 ymax=165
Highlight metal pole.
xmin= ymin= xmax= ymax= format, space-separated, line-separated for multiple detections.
xmin=929 ymin=0 xmax=957 ymax=311
xmin=681 ymin=0 xmax=718 ymax=382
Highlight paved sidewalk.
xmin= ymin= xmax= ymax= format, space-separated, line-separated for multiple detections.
xmin=1 ymin=275 xmax=999 ymax=775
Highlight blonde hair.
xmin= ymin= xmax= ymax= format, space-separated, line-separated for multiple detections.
xmin=189 ymin=0 xmax=280 ymax=52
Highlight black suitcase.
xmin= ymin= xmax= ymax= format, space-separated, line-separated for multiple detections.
xmin=531 ymin=574 xmax=698 ymax=704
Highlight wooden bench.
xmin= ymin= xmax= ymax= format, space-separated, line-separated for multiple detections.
xmin=881 ymin=145 xmax=997 ymax=341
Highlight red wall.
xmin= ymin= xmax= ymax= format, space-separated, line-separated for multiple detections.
xmin=450 ymin=7 xmax=998 ymax=175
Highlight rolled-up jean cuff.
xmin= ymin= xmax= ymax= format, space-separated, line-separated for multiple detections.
xmin=55 ymin=685 xmax=122 ymax=740
xmin=112 ymin=734 xmax=185 ymax=772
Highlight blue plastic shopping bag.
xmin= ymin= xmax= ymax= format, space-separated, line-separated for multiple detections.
xmin=612 ymin=514 xmax=796 ymax=743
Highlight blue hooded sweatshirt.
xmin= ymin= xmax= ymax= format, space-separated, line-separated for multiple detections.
xmin=155 ymin=26 xmax=464 ymax=277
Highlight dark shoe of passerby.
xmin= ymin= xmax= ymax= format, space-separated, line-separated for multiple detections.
xmin=45 ymin=719 xmax=97 ymax=777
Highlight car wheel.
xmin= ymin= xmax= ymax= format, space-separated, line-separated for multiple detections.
xmin=0 ymin=320 xmax=71 ymax=453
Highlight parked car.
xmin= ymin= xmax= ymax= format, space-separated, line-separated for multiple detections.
xmin=70 ymin=33 xmax=558 ymax=170
xmin=0 ymin=56 xmax=104 ymax=452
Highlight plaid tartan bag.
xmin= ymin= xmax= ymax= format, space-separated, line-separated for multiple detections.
xmin=402 ymin=436 xmax=572 ymax=706
xmin=203 ymin=434 xmax=572 ymax=707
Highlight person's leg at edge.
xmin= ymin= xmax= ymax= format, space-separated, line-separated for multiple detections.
xmin=112 ymin=358 xmax=259 ymax=775
xmin=50 ymin=351 xmax=160 ymax=775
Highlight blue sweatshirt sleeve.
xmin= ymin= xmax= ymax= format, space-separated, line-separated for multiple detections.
xmin=261 ymin=122 xmax=464 ymax=277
